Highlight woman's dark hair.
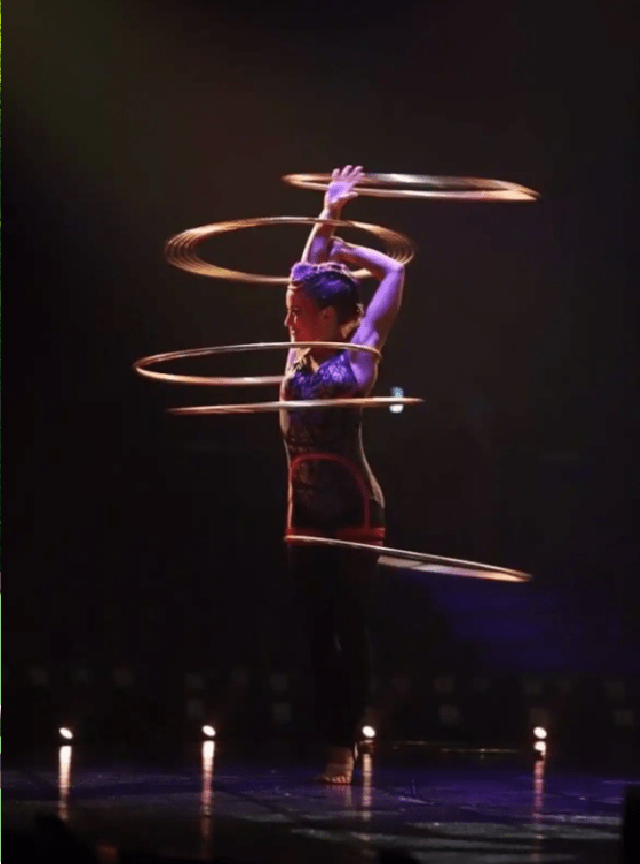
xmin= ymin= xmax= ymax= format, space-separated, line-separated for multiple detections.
xmin=300 ymin=271 xmax=364 ymax=327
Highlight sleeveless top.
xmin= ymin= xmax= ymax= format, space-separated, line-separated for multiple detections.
xmin=280 ymin=348 xmax=385 ymax=543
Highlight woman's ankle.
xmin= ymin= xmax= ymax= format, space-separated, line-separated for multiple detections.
xmin=327 ymin=744 xmax=356 ymax=763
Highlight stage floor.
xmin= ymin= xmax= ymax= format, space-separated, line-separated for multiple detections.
xmin=2 ymin=742 xmax=635 ymax=863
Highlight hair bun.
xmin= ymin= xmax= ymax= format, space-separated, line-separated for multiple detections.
xmin=290 ymin=261 xmax=357 ymax=285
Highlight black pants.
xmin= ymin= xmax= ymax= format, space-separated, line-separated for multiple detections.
xmin=287 ymin=543 xmax=379 ymax=752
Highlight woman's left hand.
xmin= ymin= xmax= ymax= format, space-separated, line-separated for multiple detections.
xmin=324 ymin=165 xmax=364 ymax=213
xmin=328 ymin=236 xmax=343 ymax=257
xmin=328 ymin=236 xmax=356 ymax=265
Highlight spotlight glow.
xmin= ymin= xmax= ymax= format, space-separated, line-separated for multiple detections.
xmin=533 ymin=726 xmax=547 ymax=740
xmin=202 ymin=725 xmax=216 ymax=738
xmin=59 ymin=727 xmax=74 ymax=741
xmin=534 ymin=740 xmax=547 ymax=756
xmin=362 ymin=725 xmax=376 ymax=739
xmin=390 ymin=387 xmax=404 ymax=413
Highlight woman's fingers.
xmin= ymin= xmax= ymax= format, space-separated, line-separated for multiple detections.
xmin=332 ymin=165 xmax=363 ymax=183
xmin=325 ymin=166 xmax=363 ymax=206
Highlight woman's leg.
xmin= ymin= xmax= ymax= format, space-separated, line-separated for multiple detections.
xmin=325 ymin=547 xmax=379 ymax=753
xmin=288 ymin=543 xmax=379 ymax=780
xmin=288 ymin=544 xmax=340 ymax=746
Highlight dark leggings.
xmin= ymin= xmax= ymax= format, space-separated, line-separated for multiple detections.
xmin=287 ymin=543 xmax=379 ymax=753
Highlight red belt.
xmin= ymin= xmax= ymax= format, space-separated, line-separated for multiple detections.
xmin=285 ymin=525 xmax=386 ymax=545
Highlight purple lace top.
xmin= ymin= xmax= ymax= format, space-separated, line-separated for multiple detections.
xmin=280 ymin=349 xmax=385 ymax=536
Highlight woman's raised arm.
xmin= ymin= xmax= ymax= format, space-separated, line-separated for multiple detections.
xmin=299 ymin=166 xmax=363 ymax=264
xmin=330 ymin=239 xmax=405 ymax=352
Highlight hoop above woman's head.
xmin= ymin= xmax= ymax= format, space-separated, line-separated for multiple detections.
xmin=282 ymin=173 xmax=540 ymax=202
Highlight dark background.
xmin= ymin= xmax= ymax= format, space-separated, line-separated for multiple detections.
xmin=8 ymin=0 xmax=638 ymax=681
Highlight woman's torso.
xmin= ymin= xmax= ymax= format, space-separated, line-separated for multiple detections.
xmin=280 ymin=349 xmax=385 ymax=541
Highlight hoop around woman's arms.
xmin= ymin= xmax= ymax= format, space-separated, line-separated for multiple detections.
xmin=164 ymin=216 xmax=415 ymax=282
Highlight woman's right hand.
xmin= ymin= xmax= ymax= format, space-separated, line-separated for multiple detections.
xmin=300 ymin=166 xmax=363 ymax=265
xmin=324 ymin=165 xmax=363 ymax=213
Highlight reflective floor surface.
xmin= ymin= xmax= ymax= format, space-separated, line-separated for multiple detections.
xmin=2 ymin=741 xmax=637 ymax=863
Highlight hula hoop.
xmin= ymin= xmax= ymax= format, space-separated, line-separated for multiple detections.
xmin=286 ymin=535 xmax=531 ymax=582
xmin=282 ymin=173 xmax=539 ymax=202
xmin=168 ymin=397 xmax=424 ymax=416
xmin=133 ymin=341 xmax=381 ymax=386
xmin=164 ymin=216 xmax=415 ymax=282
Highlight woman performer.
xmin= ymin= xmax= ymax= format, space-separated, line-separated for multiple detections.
xmin=280 ymin=165 xmax=405 ymax=783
